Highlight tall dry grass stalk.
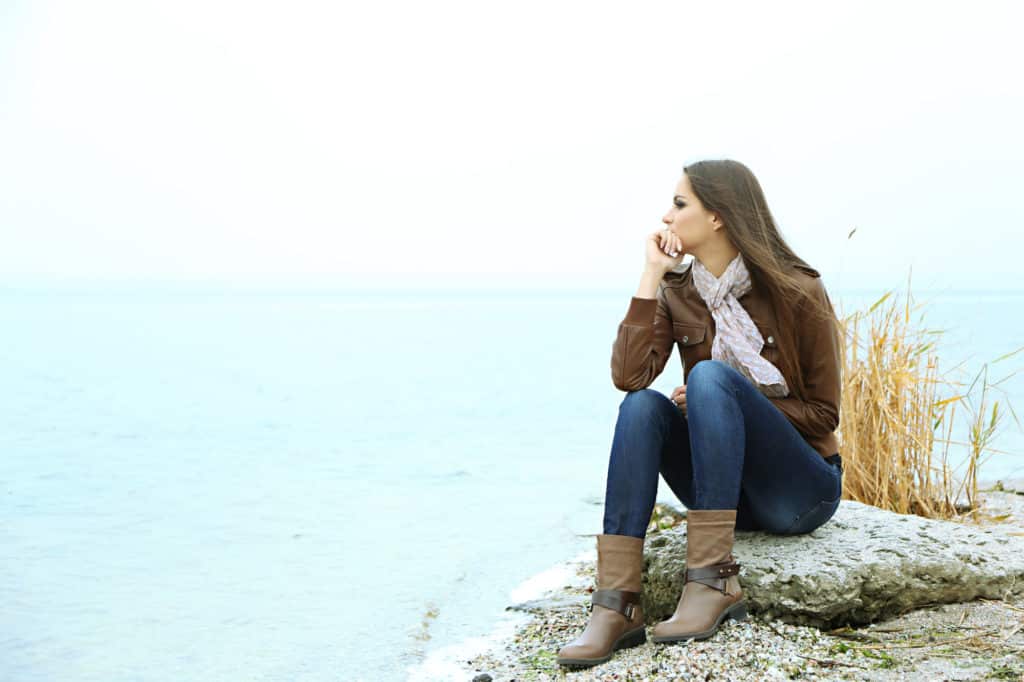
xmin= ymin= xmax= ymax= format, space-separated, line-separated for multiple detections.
xmin=836 ymin=275 xmax=1022 ymax=523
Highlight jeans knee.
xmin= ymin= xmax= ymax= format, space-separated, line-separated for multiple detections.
xmin=688 ymin=359 xmax=732 ymax=383
xmin=686 ymin=360 xmax=737 ymax=398
xmin=618 ymin=388 xmax=667 ymax=420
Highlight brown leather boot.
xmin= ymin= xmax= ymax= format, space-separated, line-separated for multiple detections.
xmin=651 ymin=509 xmax=747 ymax=643
xmin=556 ymin=534 xmax=646 ymax=667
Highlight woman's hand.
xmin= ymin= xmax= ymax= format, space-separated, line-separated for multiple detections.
xmin=645 ymin=228 xmax=686 ymax=272
xmin=670 ymin=384 xmax=687 ymax=415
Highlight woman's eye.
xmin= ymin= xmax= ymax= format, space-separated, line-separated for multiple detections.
xmin=674 ymin=201 xmax=685 ymax=208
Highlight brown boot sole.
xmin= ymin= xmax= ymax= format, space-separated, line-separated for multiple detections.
xmin=651 ymin=600 xmax=748 ymax=643
xmin=556 ymin=626 xmax=647 ymax=667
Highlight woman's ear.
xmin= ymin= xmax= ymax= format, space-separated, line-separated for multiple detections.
xmin=711 ymin=212 xmax=725 ymax=231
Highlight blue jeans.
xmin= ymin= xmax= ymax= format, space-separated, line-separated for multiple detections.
xmin=603 ymin=359 xmax=843 ymax=538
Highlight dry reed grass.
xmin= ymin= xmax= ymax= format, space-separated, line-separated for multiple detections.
xmin=836 ymin=274 xmax=1023 ymax=522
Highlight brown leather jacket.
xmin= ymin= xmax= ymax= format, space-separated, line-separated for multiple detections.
xmin=610 ymin=262 xmax=841 ymax=459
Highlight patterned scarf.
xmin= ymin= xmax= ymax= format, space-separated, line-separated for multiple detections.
xmin=690 ymin=254 xmax=790 ymax=397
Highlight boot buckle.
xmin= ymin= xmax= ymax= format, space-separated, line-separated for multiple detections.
xmin=591 ymin=588 xmax=641 ymax=619
xmin=684 ymin=560 xmax=741 ymax=595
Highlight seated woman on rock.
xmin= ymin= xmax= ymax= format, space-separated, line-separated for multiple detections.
xmin=557 ymin=158 xmax=844 ymax=668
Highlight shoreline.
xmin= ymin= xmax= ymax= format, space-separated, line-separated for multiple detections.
xmin=433 ymin=486 xmax=1024 ymax=681
xmin=406 ymin=549 xmax=597 ymax=681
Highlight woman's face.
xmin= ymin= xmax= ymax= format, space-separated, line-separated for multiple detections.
xmin=661 ymin=173 xmax=721 ymax=254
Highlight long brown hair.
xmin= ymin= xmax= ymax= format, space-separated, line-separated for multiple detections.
xmin=683 ymin=159 xmax=838 ymax=400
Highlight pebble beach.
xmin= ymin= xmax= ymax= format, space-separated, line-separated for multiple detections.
xmin=425 ymin=487 xmax=1024 ymax=681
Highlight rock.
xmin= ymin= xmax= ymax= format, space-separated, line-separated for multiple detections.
xmin=506 ymin=594 xmax=589 ymax=614
xmin=641 ymin=499 xmax=1024 ymax=628
xmin=472 ymin=674 xmax=492 ymax=682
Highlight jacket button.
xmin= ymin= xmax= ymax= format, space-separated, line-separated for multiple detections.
xmin=767 ymin=335 xmax=774 ymax=344
xmin=682 ymin=336 xmax=689 ymax=343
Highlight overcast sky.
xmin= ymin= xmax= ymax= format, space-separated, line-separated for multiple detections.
xmin=1 ymin=0 xmax=1021 ymax=292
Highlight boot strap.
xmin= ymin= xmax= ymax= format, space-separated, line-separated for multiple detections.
xmin=685 ymin=560 xmax=740 ymax=595
xmin=590 ymin=588 xmax=641 ymax=619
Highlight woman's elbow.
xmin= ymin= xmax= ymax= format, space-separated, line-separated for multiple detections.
xmin=612 ymin=370 xmax=651 ymax=393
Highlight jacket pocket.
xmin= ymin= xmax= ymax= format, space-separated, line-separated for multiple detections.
xmin=672 ymin=322 xmax=708 ymax=372
xmin=672 ymin=321 xmax=706 ymax=346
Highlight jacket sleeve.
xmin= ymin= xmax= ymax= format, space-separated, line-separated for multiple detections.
xmin=768 ymin=277 xmax=842 ymax=438
xmin=610 ymin=285 xmax=675 ymax=392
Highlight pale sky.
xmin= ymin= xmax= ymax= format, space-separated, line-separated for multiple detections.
xmin=1 ymin=0 xmax=1021 ymax=291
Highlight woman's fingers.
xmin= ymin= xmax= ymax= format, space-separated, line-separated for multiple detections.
xmin=659 ymin=230 xmax=670 ymax=252
xmin=672 ymin=386 xmax=687 ymax=412
xmin=659 ymin=231 xmax=681 ymax=258
xmin=655 ymin=229 xmax=685 ymax=254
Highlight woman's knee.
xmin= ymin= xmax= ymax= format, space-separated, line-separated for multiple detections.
xmin=686 ymin=360 xmax=740 ymax=398
xmin=618 ymin=388 xmax=670 ymax=419
xmin=687 ymin=359 xmax=736 ymax=385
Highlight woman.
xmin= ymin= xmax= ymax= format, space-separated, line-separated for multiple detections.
xmin=557 ymin=159 xmax=844 ymax=668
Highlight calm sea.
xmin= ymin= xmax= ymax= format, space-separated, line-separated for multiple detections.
xmin=2 ymin=287 xmax=1022 ymax=681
